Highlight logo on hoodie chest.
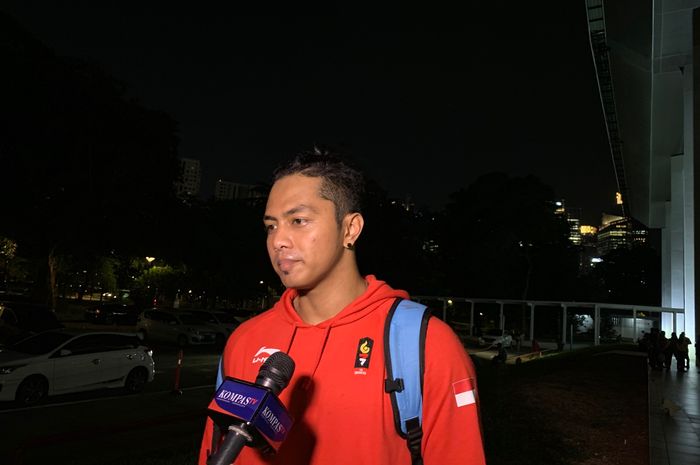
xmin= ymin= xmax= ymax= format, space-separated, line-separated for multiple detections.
xmin=252 ymin=346 xmax=281 ymax=365
xmin=354 ymin=337 xmax=374 ymax=374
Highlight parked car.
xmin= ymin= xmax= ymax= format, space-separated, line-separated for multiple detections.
xmin=0 ymin=329 xmax=155 ymax=406
xmin=216 ymin=307 xmax=258 ymax=323
xmin=479 ymin=328 xmax=513 ymax=348
xmin=181 ymin=310 xmax=241 ymax=347
xmin=84 ymin=303 xmax=139 ymax=325
xmin=135 ymin=308 xmax=217 ymax=346
xmin=0 ymin=301 xmax=63 ymax=347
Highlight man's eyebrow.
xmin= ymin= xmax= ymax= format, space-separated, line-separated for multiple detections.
xmin=285 ymin=204 xmax=318 ymax=216
xmin=263 ymin=204 xmax=318 ymax=222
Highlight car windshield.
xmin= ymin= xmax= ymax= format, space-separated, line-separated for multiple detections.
xmin=178 ymin=315 xmax=207 ymax=325
xmin=214 ymin=313 xmax=238 ymax=323
xmin=186 ymin=312 xmax=217 ymax=324
xmin=9 ymin=332 xmax=73 ymax=355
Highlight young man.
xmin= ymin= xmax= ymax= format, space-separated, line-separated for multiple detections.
xmin=199 ymin=150 xmax=486 ymax=464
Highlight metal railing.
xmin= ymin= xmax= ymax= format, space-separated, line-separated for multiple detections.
xmin=413 ymin=295 xmax=684 ymax=346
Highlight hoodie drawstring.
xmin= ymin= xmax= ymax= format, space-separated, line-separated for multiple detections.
xmin=308 ymin=325 xmax=332 ymax=380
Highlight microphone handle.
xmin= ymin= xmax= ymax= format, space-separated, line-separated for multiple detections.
xmin=208 ymin=424 xmax=253 ymax=465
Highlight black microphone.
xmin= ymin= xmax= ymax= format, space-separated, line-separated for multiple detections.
xmin=207 ymin=352 xmax=295 ymax=465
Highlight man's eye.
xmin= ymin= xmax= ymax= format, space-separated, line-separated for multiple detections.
xmin=264 ymin=224 xmax=276 ymax=234
xmin=292 ymin=218 xmax=308 ymax=225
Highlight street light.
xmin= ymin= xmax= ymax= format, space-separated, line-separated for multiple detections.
xmin=145 ymin=257 xmax=157 ymax=306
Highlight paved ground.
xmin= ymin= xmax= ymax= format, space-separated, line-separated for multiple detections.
xmin=648 ymin=358 xmax=700 ymax=465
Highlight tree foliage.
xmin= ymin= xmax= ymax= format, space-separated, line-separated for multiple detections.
xmin=593 ymin=245 xmax=661 ymax=306
xmin=0 ymin=13 xmax=180 ymax=303
xmin=437 ymin=172 xmax=579 ymax=300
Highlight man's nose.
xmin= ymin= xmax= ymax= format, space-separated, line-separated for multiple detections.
xmin=270 ymin=225 xmax=292 ymax=250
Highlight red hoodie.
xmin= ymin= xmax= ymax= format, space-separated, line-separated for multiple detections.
xmin=199 ymin=275 xmax=485 ymax=465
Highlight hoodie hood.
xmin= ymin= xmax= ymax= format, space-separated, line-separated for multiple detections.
xmin=274 ymin=275 xmax=408 ymax=329
xmin=266 ymin=275 xmax=408 ymax=382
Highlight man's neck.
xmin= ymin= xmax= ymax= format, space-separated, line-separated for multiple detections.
xmin=294 ymin=270 xmax=367 ymax=325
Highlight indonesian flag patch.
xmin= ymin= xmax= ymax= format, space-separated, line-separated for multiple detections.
xmin=452 ymin=378 xmax=476 ymax=407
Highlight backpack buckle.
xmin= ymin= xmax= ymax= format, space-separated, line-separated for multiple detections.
xmin=384 ymin=377 xmax=405 ymax=393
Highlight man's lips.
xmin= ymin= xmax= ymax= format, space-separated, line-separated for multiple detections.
xmin=277 ymin=258 xmax=300 ymax=273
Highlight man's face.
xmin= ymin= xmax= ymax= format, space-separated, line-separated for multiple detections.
xmin=263 ymin=174 xmax=345 ymax=290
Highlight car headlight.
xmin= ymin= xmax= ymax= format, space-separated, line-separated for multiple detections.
xmin=0 ymin=365 xmax=26 ymax=374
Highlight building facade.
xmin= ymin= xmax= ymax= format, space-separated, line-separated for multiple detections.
xmin=175 ymin=158 xmax=201 ymax=199
xmin=596 ymin=214 xmax=648 ymax=256
xmin=214 ymin=179 xmax=260 ymax=201
xmin=586 ymin=0 xmax=697 ymax=344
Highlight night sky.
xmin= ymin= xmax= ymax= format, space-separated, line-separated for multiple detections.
xmin=3 ymin=3 xmax=616 ymax=225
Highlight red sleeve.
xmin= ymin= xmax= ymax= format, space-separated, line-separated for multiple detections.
xmin=198 ymin=416 xmax=215 ymax=465
xmin=421 ymin=317 xmax=486 ymax=465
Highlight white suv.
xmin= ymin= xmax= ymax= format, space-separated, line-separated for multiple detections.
xmin=479 ymin=328 xmax=514 ymax=348
xmin=136 ymin=309 xmax=217 ymax=346
xmin=0 ymin=329 xmax=155 ymax=406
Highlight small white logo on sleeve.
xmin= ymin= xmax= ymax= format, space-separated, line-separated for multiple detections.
xmin=252 ymin=346 xmax=280 ymax=364
xmin=452 ymin=378 xmax=476 ymax=407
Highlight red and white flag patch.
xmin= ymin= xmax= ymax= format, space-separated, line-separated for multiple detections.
xmin=452 ymin=378 xmax=476 ymax=407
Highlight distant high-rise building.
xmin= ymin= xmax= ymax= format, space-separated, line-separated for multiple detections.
xmin=175 ymin=158 xmax=201 ymax=199
xmin=553 ymin=200 xmax=582 ymax=245
xmin=579 ymin=225 xmax=599 ymax=273
xmin=214 ymin=179 xmax=261 ymax=201
xmin=567 ymin=217 xmax=582 ymax=246
xmin=596 ymin=215 xmax=648 ymax=256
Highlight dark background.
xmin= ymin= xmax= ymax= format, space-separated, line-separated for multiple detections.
xmin=2 ymin=3 xmax=656 ymax=310
xmin=2 ymin=2 xmax=615 ymax=224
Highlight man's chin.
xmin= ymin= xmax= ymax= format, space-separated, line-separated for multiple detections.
xmin=279 ymin=274 xmax=314 ymax=292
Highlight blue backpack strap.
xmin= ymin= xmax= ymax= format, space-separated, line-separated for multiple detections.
xmin=215 ymin=356 xmax=224 ymax=389
xmin=384 ymin=297 xmax=430 ymax=465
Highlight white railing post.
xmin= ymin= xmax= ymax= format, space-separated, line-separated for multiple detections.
xmin=594 ymin=304 xmax=601 ymax=346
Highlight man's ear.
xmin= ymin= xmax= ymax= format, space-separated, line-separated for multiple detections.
xmin=343 ymin=212 xmax=364 ymax=248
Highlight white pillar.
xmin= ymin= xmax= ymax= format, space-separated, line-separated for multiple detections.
xmin=682 ymin=64 xmax=696 ymax=351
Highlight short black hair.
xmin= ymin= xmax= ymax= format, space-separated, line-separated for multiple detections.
xmin=273 ymin=147 xmax=365 ymax=225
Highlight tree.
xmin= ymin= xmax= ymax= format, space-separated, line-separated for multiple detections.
xmin=437 ymin=172 xmax=579 ymax=300
xmin=594 ymin=245 xmax=661 ymax=306
xmin=357 ymin=179 xmax=445 ymax=295
xmin=131 ymin=264 xmax=186 ymax=308
xmin=0 ymin=236 xmax=18 ymax=291
xmin=0 ymin=13 xmax=180 ymax=308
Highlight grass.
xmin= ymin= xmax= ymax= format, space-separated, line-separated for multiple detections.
xmin=477 ymin=344 xmax=648 ymax=465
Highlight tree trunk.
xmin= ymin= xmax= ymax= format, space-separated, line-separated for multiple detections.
xmin=48 ymin=250 xmax=58 ymax=310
